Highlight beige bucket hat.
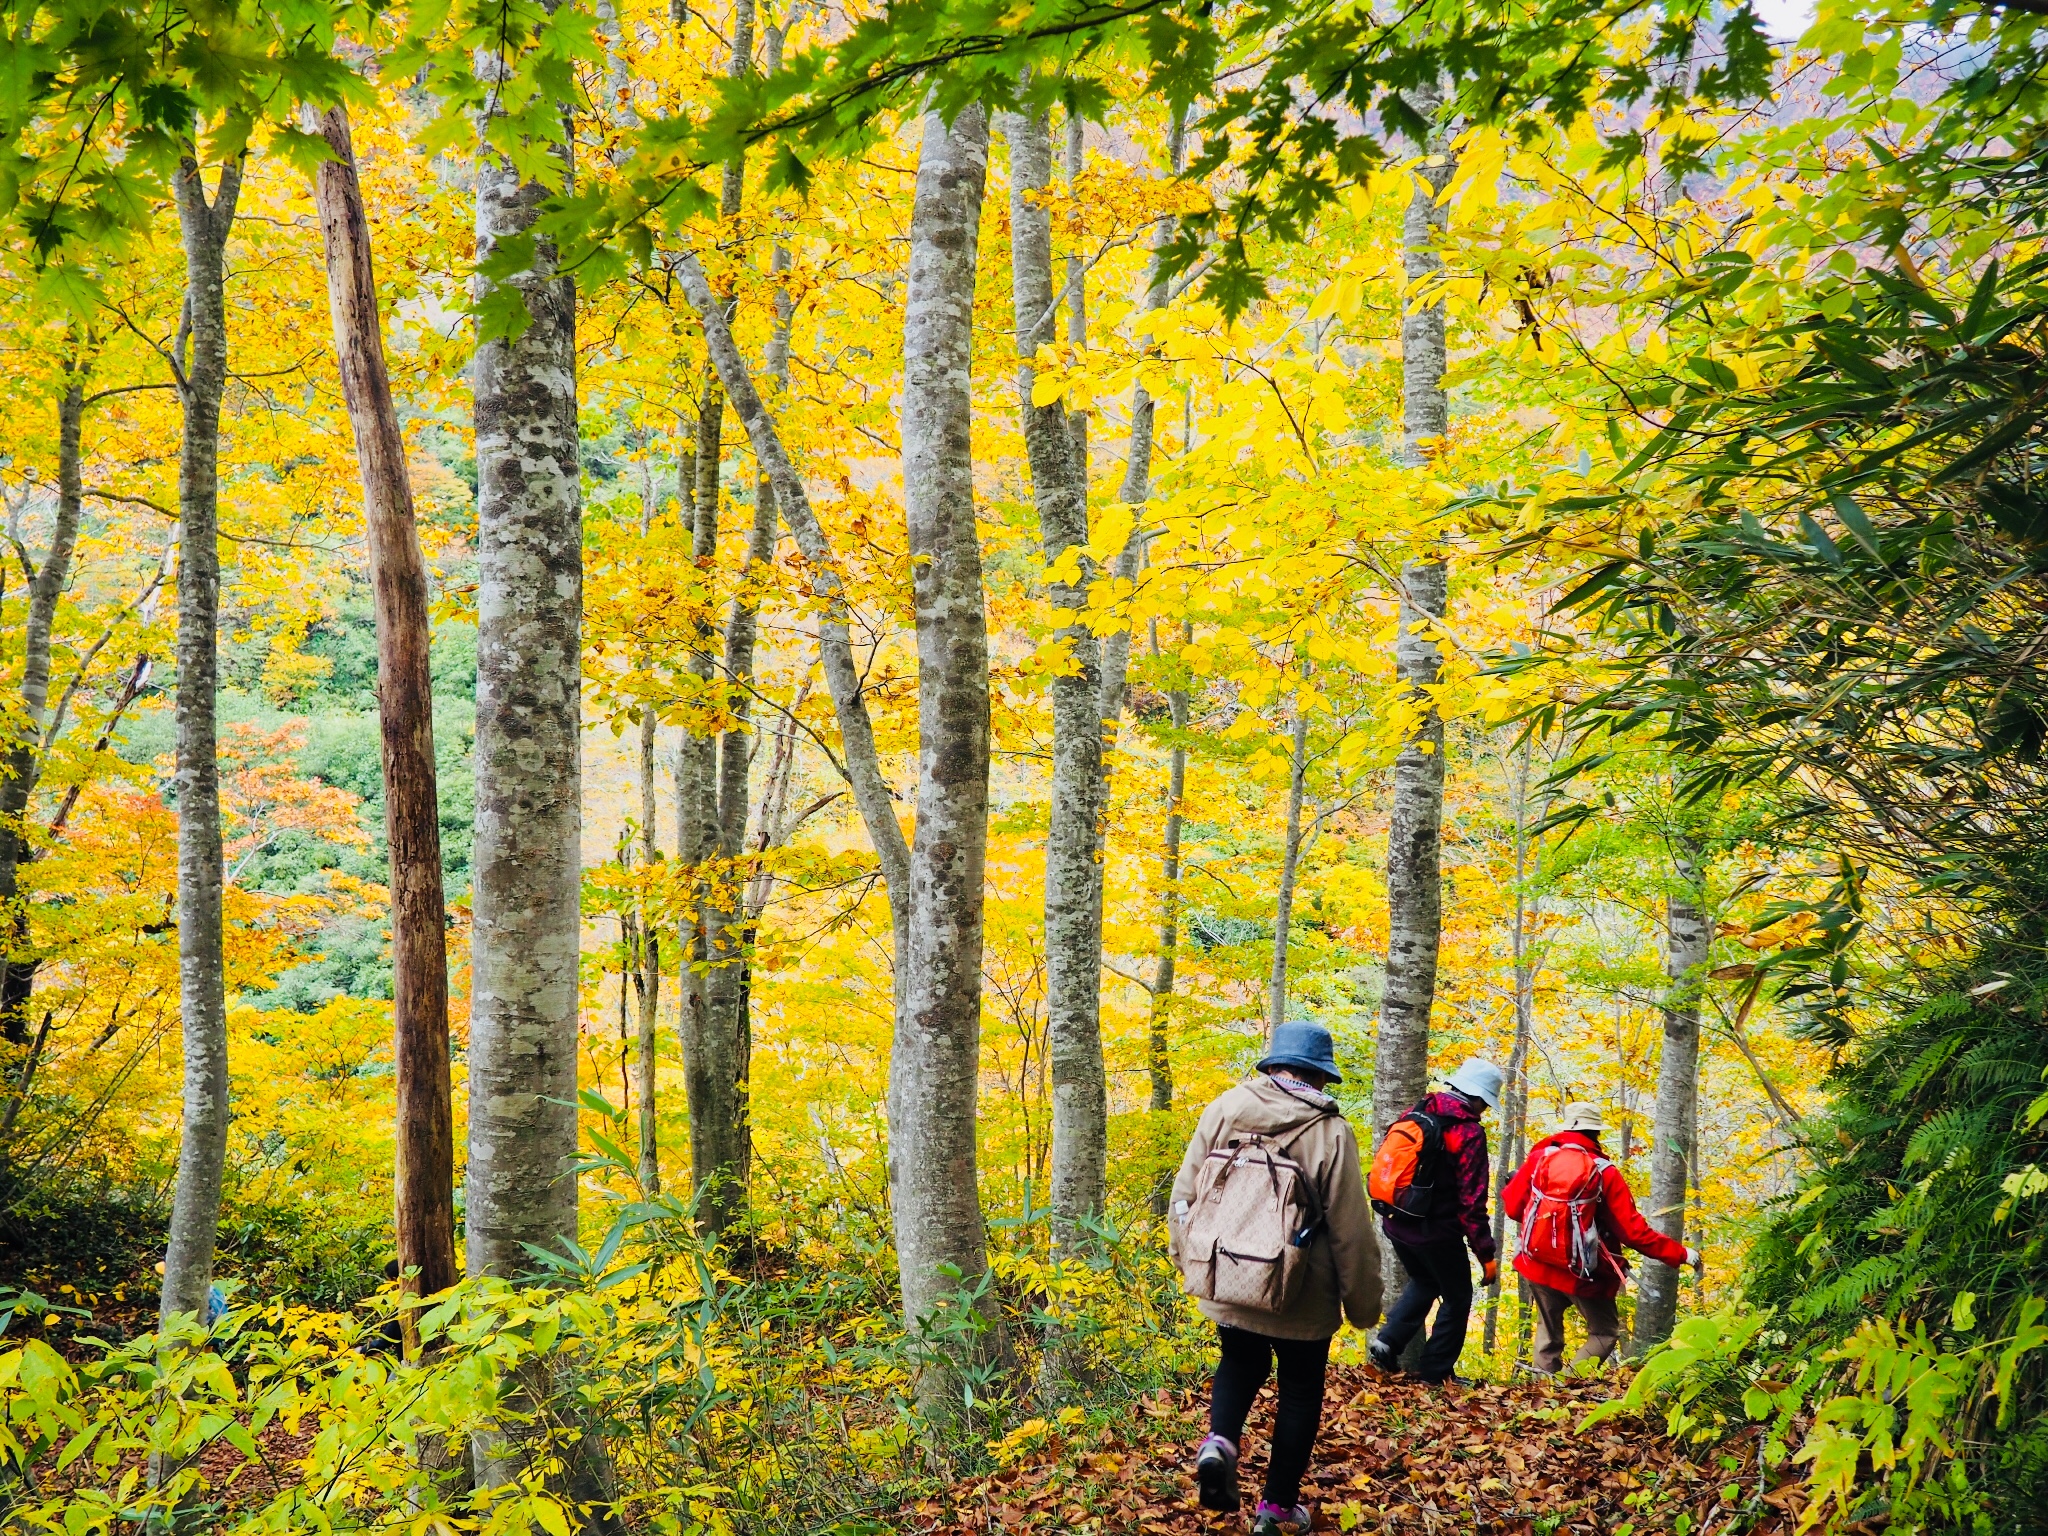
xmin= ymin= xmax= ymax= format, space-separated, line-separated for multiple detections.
xmin=1560 ymin=1101 xmax=1607 ymax=1134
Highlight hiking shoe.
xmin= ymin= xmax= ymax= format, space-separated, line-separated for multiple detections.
xmin=1250 ymin=1500 xmax=1313 ymax=1535
xmin=1422 ymin=1372 xmax=1470 ymax=1392
xmin=1367 ymin=1338 xmax=1402 ymax=1375
xmin=1195 ymin=1434 xmax=1240 ymax=1512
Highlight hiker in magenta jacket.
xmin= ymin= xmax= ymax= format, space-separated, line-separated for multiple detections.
xmin=1502 ymin=1102 xmax=1703 ymax=1373
xmin=1368 ymin=1058 xmax=1502 ymax=1385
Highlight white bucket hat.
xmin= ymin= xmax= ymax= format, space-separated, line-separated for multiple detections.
xmin=1445 ymin=1057 xmax=1504 ymax=1112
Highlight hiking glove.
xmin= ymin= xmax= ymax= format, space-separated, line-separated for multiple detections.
xmin=1481 ymin=1258 xmax=1500 ymax=1286
xmin=1685 ymin=1247 xmax=1704 ymax=1273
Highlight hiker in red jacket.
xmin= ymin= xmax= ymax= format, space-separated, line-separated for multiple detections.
xmin=1501 ymin=1102 xmax=1705 ymax=1374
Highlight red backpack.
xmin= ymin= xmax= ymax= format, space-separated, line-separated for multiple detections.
xmin=1516 ymin=1140 xmax=1612 ymax=1280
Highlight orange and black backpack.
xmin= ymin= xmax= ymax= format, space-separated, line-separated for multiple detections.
xmin=1368 ymin=1104 xmax=1447 ymax=1219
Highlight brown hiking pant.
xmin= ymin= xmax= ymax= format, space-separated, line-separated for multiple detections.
xmin=1529 ymin=1283 xmax=1621 ymax=1374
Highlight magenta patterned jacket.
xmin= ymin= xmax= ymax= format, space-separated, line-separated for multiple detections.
xmin=1378 ymin=1090 xmax=1496 ymax=1261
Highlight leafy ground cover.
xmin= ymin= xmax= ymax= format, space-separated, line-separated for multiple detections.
xmin=908 ymin=1367 xmax=1802 ymax=1536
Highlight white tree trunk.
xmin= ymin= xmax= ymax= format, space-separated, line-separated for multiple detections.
xmin=1372 ymin=95 xmax=1454 ymax=1142
xmin=159 ymin=153 xmax=244 ymax=1333
xmin=1634 ymin=843 xmax=1708 ymax=1349
xmin=1063 ymin=111 xmax=1088 ymax=474
xmin=1373 ymin=98 xmax=1455 ymax=1355
xmin=894 ymin=102 xmax=1007 ymax=1403
xmin=465 ymin=101 xmax=583 ymax=1287
xmin=1002 ymin=104 xmax=1105 ymax=1232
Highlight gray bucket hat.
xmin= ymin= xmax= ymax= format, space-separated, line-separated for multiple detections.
xmin=1257 ymin=1020 xmax=1342 ymax=1083
xmin=1445 ymin=1056 xmax=1505 ymax=1112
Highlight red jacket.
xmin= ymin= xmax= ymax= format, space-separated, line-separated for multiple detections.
xmin=1500 ymin=1131 xmax=1687 ymax=1298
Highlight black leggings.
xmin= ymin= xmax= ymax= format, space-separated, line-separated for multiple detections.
xmin=1208 ymin=1325 xmax=1331 ymax=1507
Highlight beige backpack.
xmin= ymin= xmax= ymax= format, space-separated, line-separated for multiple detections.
xmin=1174 ymin=1114 xmax=1332 ymax=1313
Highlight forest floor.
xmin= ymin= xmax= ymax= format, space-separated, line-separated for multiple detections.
xmin=903 ymin=1365 xmax=1804 ymax=1536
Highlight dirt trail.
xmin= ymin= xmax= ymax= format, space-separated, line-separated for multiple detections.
xmin=907 ymin=1365 xmax=1799 ymax=1536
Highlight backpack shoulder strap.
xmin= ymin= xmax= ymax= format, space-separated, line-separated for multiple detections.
xmin=1272 ymin=1105 xmax=1339 ymax=1226
xmin=1274 ymin=1101 xmax=1339 ymax=1153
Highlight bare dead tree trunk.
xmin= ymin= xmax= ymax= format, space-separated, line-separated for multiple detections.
xmin=1373 ymin=92 xmax=1455 ymax=1359
xmin=894 ymin=101 xmax=1008 ymax=1409
xmin=1634 ymin=840 xmax=1708 ymax=1350
xmin=0 ymin=367 xmax=85 ymax=1047
xmin=159 ymin=151 xmax=244 ymax=1335
xmin=1002 ymin=104 xmax=1105 ymax=1236
xmin=308 ymin=104 xmax=456 ymax=1300
xmin=1267 ymin=700 xmax=1310 ymax=1033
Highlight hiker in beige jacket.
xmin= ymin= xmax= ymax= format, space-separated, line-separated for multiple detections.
xmin=1169 ymin=1022 xmax=1380 ymax=1536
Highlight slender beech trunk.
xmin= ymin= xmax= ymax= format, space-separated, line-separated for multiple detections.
xmin=895 ymin=102 xmax=1007 ymax=1402
xmin=1485 ymin=742 xmax=1538 ymax=1356
xmin=695 ymin=13 xmax=793 ymax=1221
xmin=1373 ymin=93 xmax=1454 ymax=1361
xmin=1148 ymin=624 xmax=1187 ymax=1116
xmin=159 ymin=153 xmax=244 ymax=1333
xmin=0 ymin=373 xmax=85 ymax=1047
xmin=677 ymin=0 xmax=757 ymax=1239
xmin=634 ymin=474 xmax=661 ymax=1196
xmin=466 ymin=82 xmax=582 ymax=1289
xmin=1634 ymin=842 xmax=1708 ymax=1349
xmin=1003 ymin=105 xmax=1105 ymax=1233
xmin=308 ymin=105 xmax=456 ymax=1299
xmin=1063 ymin=112 xmax=1088 ymax=474
xmin=1097 ymin=112 xmax=1184 ymax=1119
xmin=672 ymin=256 xmax=909 ymax=916
xmin=677 ymin=360 xmax=722 ymax=1200
xmin=700 ymin=444 xmax=776 ymax=1219
xmin=1267 ymin=701 xmax=1310 ymax=1032
xmin=1129 ymin=113 xmax=1187 ymax=1119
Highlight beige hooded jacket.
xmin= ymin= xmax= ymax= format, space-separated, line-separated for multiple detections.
xmin=1168 ymin=1073 xmax=1383 ymax=1340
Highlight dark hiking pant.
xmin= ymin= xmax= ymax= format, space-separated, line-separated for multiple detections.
xmin=1208 ymin=1325 xmax=1331 ymax=1507
xmin=1377 ymin=1237 xmax=1474 ymax=1381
